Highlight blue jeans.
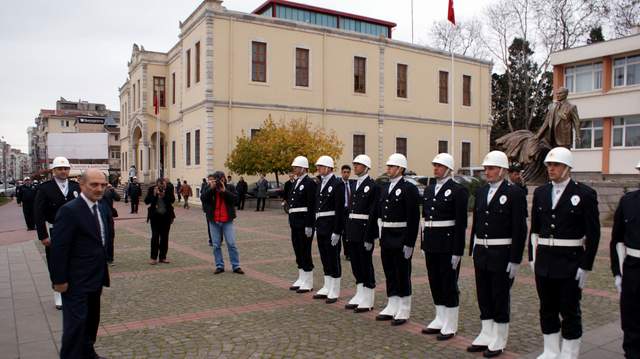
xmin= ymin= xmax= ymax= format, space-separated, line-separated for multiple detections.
xmin=209 ymin=221 xmax=240 ymax=270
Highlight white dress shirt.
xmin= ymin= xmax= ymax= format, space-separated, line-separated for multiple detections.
xmin=434 ymin=177 xmax=451 ymax=196
xmin=551 ymin=177 xmax=571 ymax=209
xmin=320 ymin=173 xmax=334 ymax=192
xmin=80 ymin=193 xmax=105 ymax=246
xmin=294 ymin=173 xmax=308 ymax=190
xmin=388 ymin=176 xmax=402 ymax=194
xmin=55 ymin=177 xmax=69 ymax=197
xmin=487 ymin=179 xmax=504 ymax=204
xmin=355 ymin=174 xmax=369 ymax=192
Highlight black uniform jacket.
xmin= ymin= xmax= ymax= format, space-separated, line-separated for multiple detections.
xmin=346 ymin=176 xmax=380 ymax=243
xmin=611 ymin=189 xmax=640 ymax=277
xmin=369 ymin=178 xmax=420 ymax=250
xmin=314 ymin=175 xmax=345 ymax=236
xmin=422 ymin=178 xmax=469 ymax=255
xmin=34 ymin=179 xmax=81 ymax=241
xmin=288 ymin=174 xmax=317 ymax=229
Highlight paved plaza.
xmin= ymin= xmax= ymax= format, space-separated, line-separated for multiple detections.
xmin=0 ymin=199 xmax=626 ymax=358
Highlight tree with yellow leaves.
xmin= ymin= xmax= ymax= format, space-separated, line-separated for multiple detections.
xmin=226 ymin=115 xmax=343 ymax=185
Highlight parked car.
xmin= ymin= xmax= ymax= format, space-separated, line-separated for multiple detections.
xmin=247 ymin=180 xmax=284 ymax=198
xmin=0 ymin=186 xmax=16 ymax=197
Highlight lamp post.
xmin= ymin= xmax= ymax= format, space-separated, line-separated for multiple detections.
xmin=1 ymin=136 xmax=7 ymax=193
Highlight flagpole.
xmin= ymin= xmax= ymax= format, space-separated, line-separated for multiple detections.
xmin=451 ymin=48 xmax=455 ymax=164
xmin=156 ymin=114 xmax=160 ymax=179
xmin=411 ymin=0 xmax=414 ymax=44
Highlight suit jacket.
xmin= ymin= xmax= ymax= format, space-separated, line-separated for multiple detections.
xmin=470 ymin=181 xmax=528 ymax=272
xmin=201 ymin=183 xmax=238 ymax=222
xmin=611 ymin=190 xmax=640 ymax=277
xmin=314 ymin=175 xmax=345 ymax=236
xmin=34 ymin=179 xmax=81 ymax=241
xmin=346 ymin=176 xmax=380 ymax=243
xmin=288 ymin=175 xmax=317 ymax=229
xmin=422 ymin=178 xmax=469 ymax=255
xmin=536 ymin=100 xmax=580 ymax=147
xmin=529 ymin=179 xmax=600 ymax=278
xmin=369 ymin=178 xmax=420 ymax=249
xmin=49 ymin=197 xmax=111 ymax=292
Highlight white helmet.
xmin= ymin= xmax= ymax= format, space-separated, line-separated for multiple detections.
xmin=353 ymin=154 xmax=372 ymax=168
xmin=481 ymin=151 xmax=509 ymax=169
xmin=386 ymin=153 xmax=408 ymax=169
xmin=315 ymin=155 xmax=335 ymax=168
xmin=544 ymin=147 xmax=573 ymax=168
xmin=432 ymin=153 xmax=454 ymax=170
xmin=291 ymin=156 xmax=309 ymax=169
xmin=636 ymin=160 xmax=640 ymax=169
xmin=51 ymin=156 xmax=71 ymax=169
xmin=24 ymin=177 xmax=30 ymax=181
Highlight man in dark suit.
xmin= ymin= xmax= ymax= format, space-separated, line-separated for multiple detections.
xmin=145 ymin=178 xmax=176 ymax=264
xmin=421 ymin=153 xmax=469 ymax=341
xmin=17 ymin=177 xmax=37 ymax=230
xmin=370 ymin=153 xmax=420 ymax=326
xmin=236 ymin=176 xmax=248 ymax=210
xmin=467 ymin=151 xmax=527 ymax=358
xmin=507 ymin=162 xmax=528 ymax=195
xmin=127 ymin=177 xmax=142 ymax=214
xmin=34 ymin=156 xmax=81 ymax=310
xmin=530 ymin=147 xmax=599 ymax=359
xmin=102 ymin=184 xmax=120 ymax=265
xmin=339 ymin=165 xmax=354 ymax=261
xmin=49 ymin=168 xmax=111 ymax=359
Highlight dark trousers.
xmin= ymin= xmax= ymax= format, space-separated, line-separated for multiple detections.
xmin=348 ymin=240 xmax=375 ymax=288
xmin=206 ymin=217 xmax=213 ymax=244
xmin=150 ymin=217 xmax=171 ymax=260
xmin=177 ymin=191 xmax=182 ymax=202
xmin=475 ymin=266 xmax=513 ymax=323
xmin=256 ymin=197 xmax=266 ymax=211
xmin=183 ymin=196 xmax=190 ymax=209
xmin=22 ymin=203 xmax=35 ymax=229
xmin=60 ymin=288 xmax=102 ymax=359
xmin=535 ymin=275 xmax=582 ymax=339
xmin=426 ymin=252 xmax=460 ymax=307
xmin=341 ymin=214 xmax=350 ymax=259
xmin=291 ymin=226 xmax=313 ymax=271
xmin=317 ymin=232 xmax=342 ymax=278
xmin=622 ymin=260 xmax=640 ymax=359
xmin=381 ymin=246 xmax=412 ymax=297
xmin=130 ymin=198 xmax=139 ymax=213
xmin=106 ymin=217 xmax=114 ymax=262
xmin=238 ymin=193 xmax=246 ymax=210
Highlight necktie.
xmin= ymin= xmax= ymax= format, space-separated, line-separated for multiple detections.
xmin=92 ymin=204 xmax=103 ymax=246
xmin=345 ymin=181 xmax=351 ymax=208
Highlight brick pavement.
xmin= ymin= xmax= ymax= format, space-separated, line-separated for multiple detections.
xmin=0 ymin=198 xmax=626 ymax=358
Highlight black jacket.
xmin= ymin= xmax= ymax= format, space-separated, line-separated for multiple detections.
xmin=17 ymin=184 xmax=37 ymax=205
xmin=470 ymin=181 xmax=528 ymax=272
xmin=346 ymin=176 xmax=380 ymax=243
xmin=422 ymin=178 xmax=469 ymax=255
xmin=369 ymin=178 xmax=420 ymax=250
xmin=611 ymin=189 xmax=640 ymax=277
xmin=200 ymin=183 xmax=238 ymax=222
xmin=34 ymin=179 xmax=81 ymax=241
xmin=144 ymin=184 xmax=176 ymax=221
xmin=236 ymin=180 xmax=248 ymax=195
xmin=127 ymin=183 xmax=142 ymax=199
xmin=529 ymin=179 xmax=600 ymax=278
xmin=283 ymin=180 xmax=294 ymax=201
xmin=314 ymin=175 xmax=345 ymax=236
xmin=288 ymin=175 xmax=317 ymax=229
xmin=49 ymin=197 xmax=111 ymax=292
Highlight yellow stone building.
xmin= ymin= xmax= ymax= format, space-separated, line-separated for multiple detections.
xmin=118 ymin=0 xmax=492 ymax=188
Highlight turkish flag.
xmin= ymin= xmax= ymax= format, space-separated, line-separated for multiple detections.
xmin=153 ymin=94 xmax=159 ymax=115
xmin=448 ymin=0 xmax=456 ymax=25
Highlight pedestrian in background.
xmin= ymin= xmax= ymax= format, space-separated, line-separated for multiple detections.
xmin=102 ymin=183 xmax=120 ymax=265
xmin=127 ymin=176 xmax=142 ymax=214
xmin=340 ymin=164 xmax=353 ymax=261
xmin=128 ymin=165 xmax=136 ymax=182
xmin=180 ymin=180 xmax=193 ymax=209
xmin=203 ymin=174 xmax=215 ymax=247
xmin=236 ymin=176 xmax=248 ymax=210
xmin=145 ymin=178 xmax=176 ymax=265
xmin=17 ymin=177 xmax=37 ymax=230
xmin=176 ymin=178 xmax=182 ymax=203
xmin=256 ymin=174 xmax=268 ymax=211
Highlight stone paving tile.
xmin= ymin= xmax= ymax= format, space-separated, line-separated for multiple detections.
xmin=110 ymin=248 xmax=210 ymax=274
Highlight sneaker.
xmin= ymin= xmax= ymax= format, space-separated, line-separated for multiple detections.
xmin=233 ymin=268 xmax=245 ymax=274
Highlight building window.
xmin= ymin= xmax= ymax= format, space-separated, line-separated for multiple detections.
xmin=153 ymin=77 xmax=166 ymax=107
xmin=133 ymin=84 xmax=136 ymax=109
xmin=353 ymin=134 xmax=365 ymax=158
xmin=137 ymin=80 xmax=141 ymax=108
xmin=439 ymin=71 xmax=448 ymax=104
xmin=195 ymin=42 xmax=201 ymax=83
xmin=172 ymin=72 xmax=176 ymax=105
xmin=463 ymin=75 xmax=471 ymax=106
xmin=613 ymin=116 xmax=640 ymax=147
xmin=195 ymin=129 xmax=200 ymax=165
xmin=295 ymin=48 xmax=309 ymax=87
xmin=461 ymin=142 xmax=471 ymax=168
xmin=250 ymin=129 xmax=261 ymax=138
xmin=186 ymin=49 xmax=191 ymax=88
xmin=186 ymin=132 xmax=191 ymax=166
xmin=438 ymin=140 xmax=448 ymax=154
xmin=396 ymin=137 xmax=407 ymax=157
xmin=614 ymin=55 xmax=640 ymax=87
xmin=110 ymin=151 xmax=121 ymax=159
xmin=397 ymin=64 xmax=407 ymax=98
xmin=575 ymin=119 xmax=603 ymax=149
xmin=171 ymin=141 xmax=176 ymax=168
xmin=354 ymin=56 xmax=366 ymax=93
xmin=565 ymin=62 xmax=602 ymax=93
xmin=252 ymin=41 xmax=267 ymax=82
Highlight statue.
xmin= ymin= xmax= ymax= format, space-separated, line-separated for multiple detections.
xmin=495 ymin=87 xmax=581 ymax=184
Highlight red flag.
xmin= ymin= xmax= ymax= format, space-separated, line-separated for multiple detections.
xmin=448 ymin=0 xmax=456 ymax=25
xmin=153 ymin=94 xmax=159 ymax=115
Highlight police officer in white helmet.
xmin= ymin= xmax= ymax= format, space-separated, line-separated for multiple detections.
xmin=287 ymin=156 xmax=317 ymax=293
xmin=530 ymin=147 xmax=600 ymax=359
xmin=467 ymin=151 xmax=527 ymax=357
xmin=370 ymin=153 xmax=420 ymax=326
xmin=33 ymin=157 xmax=81 ymax=310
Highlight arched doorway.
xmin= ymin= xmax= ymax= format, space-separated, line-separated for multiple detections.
xmin=150 ymin=131 xmax=167 ymax=179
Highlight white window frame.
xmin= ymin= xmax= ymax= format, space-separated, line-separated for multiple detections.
xmin=573 ymin=119 xmax=603 ymax=149
xmin=613 ymin=55 xmax=640 ymax=88
xmin=293 ymin=45 xmax=312 ymax=90
xmin=612 ymin=116 xmax=640 ymax=148
xmin=249 ymin=38 xmax=270 ymax=86
xmin=564 ymin=62 xmax=602 ymax=93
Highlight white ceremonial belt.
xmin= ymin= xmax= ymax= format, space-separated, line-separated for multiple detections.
xmin=349 ymin=214 xmax=369 ymax=220
xmin=288 ymin=207 xmax=308 ymax=213
xmin=316 ymin=211 xmax=336 ymax=218
xmin=538 ymin=237 xmax=584 ymax=247
xmin=626 ymin=247 xmax=640 ymax=258
xmin=424 ymin=220 xmax=455 ymax=228
xmin=381 ymin=221 xmax=407 ymax=228
xmin=475 ymin=236 xmax=512 ymax=246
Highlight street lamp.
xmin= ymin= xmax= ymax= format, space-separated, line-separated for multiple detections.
xmin=1 ymin=136 xmax=7 ymax=193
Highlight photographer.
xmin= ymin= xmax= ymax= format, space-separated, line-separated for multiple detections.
xmin=144 ymin=178 xmax=176 ymax=265
xmin=200 ymin=171 xmax=244 ymax=274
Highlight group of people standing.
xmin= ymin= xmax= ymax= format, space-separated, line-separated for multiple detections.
xmin=282 ymin=149 xmax=639 ymax=359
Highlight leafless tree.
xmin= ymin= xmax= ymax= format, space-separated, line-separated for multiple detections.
xmin=607 ymin=0 xmax=640 ymax=37
xmin=428 ymin=18 xmax=489 ymax=60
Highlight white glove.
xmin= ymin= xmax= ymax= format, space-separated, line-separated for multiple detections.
xmin=304 ymin=227 xmax=313 ymax=238
xmin=421 ymin=249 xmax=425 ymax=257
xmin=529 ymin=261 xmax=535 ymax=272
xmin=331 ymin=233 xmax=340 ymax=246
xmin=506 ymin=262 xmax=520 ymax=279
xmin=451 ymin=255 xmax=461 ymax=269
xmin=364 ymin=242 xmax=373 ymax=251
xmin=575 ymin=268 xmax=589 ymax=289
xmin=403 ymin=245 xmax=413 ymax=259
xmin=615 ymin=275 xmax=622 ymax=294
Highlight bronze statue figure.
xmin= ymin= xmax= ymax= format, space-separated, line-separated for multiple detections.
xmin=535 ymin=87 xmax=581 ymax=149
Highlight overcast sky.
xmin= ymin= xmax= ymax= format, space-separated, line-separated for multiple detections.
xmin=0 ymin=0 xmax=486 ymax=152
